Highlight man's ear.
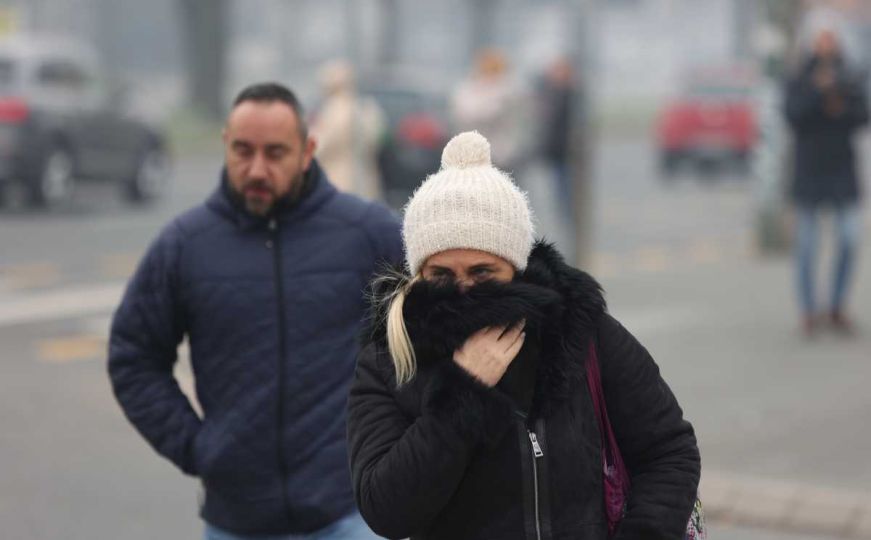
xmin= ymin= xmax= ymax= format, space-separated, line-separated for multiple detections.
xmin=302 ymin=135 xmax=317 ymax=171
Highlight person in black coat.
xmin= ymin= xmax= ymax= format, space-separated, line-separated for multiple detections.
xmin=784 ymin=28 xmax=868 ymax=335
xmin=347 ymin=131 xmax=700 ymax=540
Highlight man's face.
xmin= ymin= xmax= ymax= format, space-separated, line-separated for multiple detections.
xmin=223 ymin=100 xmax=316 ymax=216
xmin=814 ymin=30 xmax=840 ymax=60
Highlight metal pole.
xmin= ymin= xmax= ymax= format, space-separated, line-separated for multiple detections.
xmin=377 ymin=0 xmax=400 ymax=67
xmin=470 ymin=0 xmax=497 ymax=54
xmin=571 ymin=0 xmax=597 ymax=269
xmin=734 ymin=0 xmax=759 ymax=61
xmin=344 ymin=0 xmax=363 ymax=197
xmin=754 ymin=0 xmax=804 ymax=255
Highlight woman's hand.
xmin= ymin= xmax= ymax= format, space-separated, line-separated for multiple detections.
xmin=452 ymin=321 xmax=526 ymax=387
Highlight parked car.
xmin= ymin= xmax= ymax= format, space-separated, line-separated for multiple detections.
xmin=655 ymin=65 xmax=758 ymax=178
xmin=0 ymin=36 xmax=170 ymax=208
xmin=359 ymin=76 xmax=449 ymax=210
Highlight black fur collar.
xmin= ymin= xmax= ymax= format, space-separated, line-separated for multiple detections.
xmin=365 ymin=241 xmax=607 ymax=416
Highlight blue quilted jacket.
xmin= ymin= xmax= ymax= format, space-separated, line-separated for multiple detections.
xmin=108 ymin=161 xmax=403 ymax=535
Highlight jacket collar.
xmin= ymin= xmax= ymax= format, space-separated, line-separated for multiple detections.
xmin=366 ymin=241 xmax=607 ymax=416
xmin=206 ymin=159 xmax=337 ymax=231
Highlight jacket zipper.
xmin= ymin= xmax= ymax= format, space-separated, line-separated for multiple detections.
xmin=528 ymin=429 xmax=544 ymax=540
xmin=517 ymin=409 xmax=544 ymax=540
xmin=269 ymin=218 xmax=293 ymax=526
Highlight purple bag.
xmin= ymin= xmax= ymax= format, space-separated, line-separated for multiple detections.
xmin=585 ymin=341 xmax=631 ymax=536
xmin=585 ymin=342 xmax=705 ymax=539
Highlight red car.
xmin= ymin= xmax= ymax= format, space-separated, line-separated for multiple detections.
xmin=655 ymin=67 xmax=758 ymax=177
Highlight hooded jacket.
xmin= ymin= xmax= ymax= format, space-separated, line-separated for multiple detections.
xmin=348 ymin=242 xmax=700 ymax=540
xmin=785 ymin=55 xmax=869 ymax=206
xmin=108 ymin=161 xmax=402 ymax=535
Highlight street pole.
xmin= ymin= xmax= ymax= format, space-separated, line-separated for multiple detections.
xmin=377 ymin=0 xmax=400 ymax=67
xmin=734 ymin=0 xmax=760 ymax=61
xmin=570 ymin=0 xmax=597 ymax=269
xmin=178 ymin=0 xmax=228 ymax=122
xmin=344 ymin=0 xmax=363 ymax=197
xmin=470 ymin=0 xmax=497 ymax=55
xmin=754 ymin=0 xmax=804 ymax=255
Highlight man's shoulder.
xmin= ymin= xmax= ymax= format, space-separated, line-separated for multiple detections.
xmin=157 ymin=201 xmax=223 ymax=243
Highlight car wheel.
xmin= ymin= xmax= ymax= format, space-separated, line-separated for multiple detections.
xmin=29 ymin=146 xmax=75 ymax=208
xmin=126 ymin=145 xmax=170 ymax=203
xmin=732 ymin=152 xmax=751 ymax=176
xmin=659 ymin=151 xmax=681 ymax=179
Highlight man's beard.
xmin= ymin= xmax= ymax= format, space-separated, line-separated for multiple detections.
xmin=238 ymin=172 xmax=304 ymax=217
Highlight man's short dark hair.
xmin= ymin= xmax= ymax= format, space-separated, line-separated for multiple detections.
xmin=232 ymin=82 xmax=308 ymax=139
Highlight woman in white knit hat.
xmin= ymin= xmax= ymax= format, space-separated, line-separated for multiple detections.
xmin=348 ymin=131 xmax=701 ymax=540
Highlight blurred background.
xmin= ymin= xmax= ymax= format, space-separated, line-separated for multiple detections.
xmin=1 ymin=0 xmax=870 ymax=538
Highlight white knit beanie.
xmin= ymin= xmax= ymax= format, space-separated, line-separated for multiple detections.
xmin=403 ymin=131 xmax=535 ymax=275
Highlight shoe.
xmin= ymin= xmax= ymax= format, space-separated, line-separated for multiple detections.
xmin=830 ymin=311 xmax=855 ymax=335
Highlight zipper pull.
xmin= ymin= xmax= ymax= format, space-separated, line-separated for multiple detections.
xmin=268 ymin=218 xmax=277 ymax=231
xmin=528 ymin=431 xmax=544 ymax=458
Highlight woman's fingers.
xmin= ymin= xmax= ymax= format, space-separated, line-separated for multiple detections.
xmin=504 ymin=330 xmax=525 ymax=359
xmin=498 ymin=319 xmax=525 ymax=341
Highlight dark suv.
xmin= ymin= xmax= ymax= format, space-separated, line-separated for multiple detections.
xmin=0 ymin=37 xmax=170 ymax=208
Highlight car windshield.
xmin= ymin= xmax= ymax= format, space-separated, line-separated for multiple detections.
xmin=364 ymin=89 xmax=423 ymax=126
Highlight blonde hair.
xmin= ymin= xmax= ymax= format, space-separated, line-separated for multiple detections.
xmin=371 ymin=273 xmax=420 ymax=386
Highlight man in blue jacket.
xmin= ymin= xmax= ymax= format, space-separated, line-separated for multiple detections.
xmin=108 ymin=82 xmax=402 ymax=539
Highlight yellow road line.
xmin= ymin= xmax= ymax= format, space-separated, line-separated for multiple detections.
xmin=634 ymin=246 xmax=672 ymax=273
xmin=591 ymin=252 xmax=620 ymax=278
xmin=37 ymin=335 xmax=105 ymax=364
xmin=687 ymin=240 xmax=722 ymax=265
xmin=99 ymin=253 xmax=140 ymax=279
xmin=0 ymin=262 xmax=61 ymax=290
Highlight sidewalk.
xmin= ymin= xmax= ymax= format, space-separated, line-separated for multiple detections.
xmin=599 ymin=226 xmax=871 ymax=538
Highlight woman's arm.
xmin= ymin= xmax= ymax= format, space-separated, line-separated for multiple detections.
xmin=348 ymin=343 xmax=515 ymax=539
xmin=597 ymin=314 xmax=701 ymax=540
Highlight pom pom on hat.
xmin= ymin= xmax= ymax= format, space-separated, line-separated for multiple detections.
xmin=402 ymin=131 xmax=535 ymax=275
xmin=440 ymin=130 xmax=492 ymax=169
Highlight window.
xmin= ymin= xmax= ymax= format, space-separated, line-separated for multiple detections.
xmin=36 ymin=60 xmax=89 ymax=91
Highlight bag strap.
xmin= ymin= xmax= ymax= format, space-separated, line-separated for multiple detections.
xmin=585 ymin=340 xmax=631 ymax=488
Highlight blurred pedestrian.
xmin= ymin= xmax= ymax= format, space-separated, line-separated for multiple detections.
xmin=310 ymin=60 xmax=387 ymax=201
xmin=108 ymin=82 xmax=402 ymax=539
xmin=535 ymin=56 xmax=581 ymax=243
xmin=785 ymin=28 xmax=868 ymax=336
xmin=450 ymin=48 xmax=524 ymax=171
xmin=348 ymin=131 xmax=701 ymax=539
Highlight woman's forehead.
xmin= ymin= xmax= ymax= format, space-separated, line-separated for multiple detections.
xmin=424 ymin=249 xmax=508 ymax=268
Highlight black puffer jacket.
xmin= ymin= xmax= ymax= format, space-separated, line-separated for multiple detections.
xmin=785 ymin=56 xmax=869 ymax=206
xmin=348 ymin=242 xmax=700 ymax=540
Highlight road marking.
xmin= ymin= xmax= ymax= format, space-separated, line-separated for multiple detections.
xmin=634 ymin=246 xmax=671 ymax=272
xmin=0 ymin=282 xmax=124 ymax=328
xmin=591 ymin=253 xmax=620 ymax=279
xmin=37 ymin=335 xmax=105 ymax=363
xmin=0 ymin=262 xmax=62 ymax=291
xmin=99 ymin=253 xmax=140 ymax=280
xmin=613 ymin=305 xmax=704 ymax=337
xmin=688 ymin=240 xmax=722 ymax=265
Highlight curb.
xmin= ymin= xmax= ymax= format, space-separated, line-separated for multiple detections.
xmin=702 ymin=471 xmax=871 ymax=538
